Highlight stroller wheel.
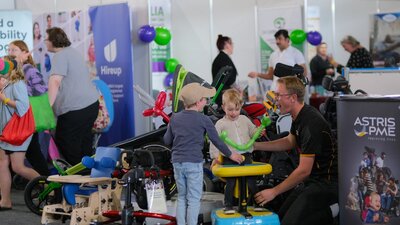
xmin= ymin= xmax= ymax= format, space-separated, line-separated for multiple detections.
xmin=24 ymin=175 xmax=62 ymax=215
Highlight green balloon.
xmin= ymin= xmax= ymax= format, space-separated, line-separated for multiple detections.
xmin=165 ymin=58 xmax=179 ymax=73
xmin=155 ymin=27 xmax=171 ymax=45
xmin=0 ymin=60 xmax=10 ymax=75
xmin=290 ymin=29 xmax=306 ymax=44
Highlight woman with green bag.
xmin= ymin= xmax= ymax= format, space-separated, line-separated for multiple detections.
xmin=8 ymin=40 xmax=52 ymax=176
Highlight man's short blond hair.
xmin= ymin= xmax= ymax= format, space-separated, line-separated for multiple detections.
xmin=277 ymin=77 xmax=305 ymax=103
xmin=222 ymin=89 xmax=243 ymax=108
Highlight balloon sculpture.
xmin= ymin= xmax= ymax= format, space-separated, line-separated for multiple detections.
xmin=165 ymin=58 xmax=179 ymax=73
xmin=307 ymin=31 xmax=322 ymax=46
xmin=154 ymin=27 xmax=171 ymax=46
xmin=0 ymin=58 xmax=4 ymax=71
xmin=220 ymin=116 xmax=271 ymax=151
xmin=142 ymin=91 xmax=170 ymax=123
xmin=0 ymin=58 xmax=10 ymax=75
xmin=138 ymin=25 xmax=156 ymax=43
xmin=289 ymin=29 xmax=307 ymax=44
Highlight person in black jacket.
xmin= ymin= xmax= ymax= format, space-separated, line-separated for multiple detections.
xmin=212 ymin=34 xmax=238 ymax=107
xmin=309 ymin=42 xmax=335 ymax=86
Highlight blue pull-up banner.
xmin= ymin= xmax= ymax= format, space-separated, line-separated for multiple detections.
xmin=89 ymin=3 xmax=135 ymax=145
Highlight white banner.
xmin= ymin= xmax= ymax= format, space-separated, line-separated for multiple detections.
xmin=0 ymin=10 xmax=32 ymax=56
xmin=148 ymin=0 xmax=172 ymax=92
xmin=250 ymin=6 xmax=303 ymax=98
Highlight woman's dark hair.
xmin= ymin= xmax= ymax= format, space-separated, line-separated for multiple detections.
xmin=46 ymin=27 xmax=71 ymax=48
xmin=216 ymin=34 xmax=231 ymax=51
xmin=274 ymin=29 xmax=289 ymax=39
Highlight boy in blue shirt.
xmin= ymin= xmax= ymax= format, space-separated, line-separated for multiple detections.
xmin=164 ymin=82 xmax=243 ymax=225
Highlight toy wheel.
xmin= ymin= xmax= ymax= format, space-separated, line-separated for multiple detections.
xmin=24 ymin=175 xmax=62 ymax=215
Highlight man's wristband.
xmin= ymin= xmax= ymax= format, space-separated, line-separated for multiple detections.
xmin=3 ymin=98 xmax=10 ymax=105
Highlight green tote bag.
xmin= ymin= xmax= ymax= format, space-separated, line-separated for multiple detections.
xmin=29 ymin=93 xmax=56 ymax=132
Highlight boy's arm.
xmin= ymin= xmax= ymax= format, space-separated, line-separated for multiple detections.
xmin=163 ymin=123 xmax=173 ymax=146
xmin=206 ymin=121 xmax=232 ymax=157
xmin=209 ymin=121 xmax=222 ymax=160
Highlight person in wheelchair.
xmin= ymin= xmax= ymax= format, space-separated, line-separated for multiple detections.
xmin=164 ymin=83 xmax=243 ymax=225
xmin=209 ymin=89 xmax=264 ymax=214
xmin=253 ymin=76 xmax=338 ymax=225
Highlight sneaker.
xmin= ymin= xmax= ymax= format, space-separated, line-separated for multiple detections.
xmin=224 ymin=206 xmax=236 ymax=214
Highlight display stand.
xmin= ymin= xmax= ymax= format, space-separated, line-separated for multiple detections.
xmin=337 ymin=95 xmax=400 ymax=224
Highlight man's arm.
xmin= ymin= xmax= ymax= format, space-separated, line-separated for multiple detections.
xmin=248 ymin=66 xmax=274 ymax=80
xmin=254 ymin=155 xmax=314 ymax=206
xmin=253 ymin=133 xmax=296 ymax=152
xmin=299 ymin=63 xmax=307 ymax=77
xmin=48 ymin=74 xmax=63 ymax=106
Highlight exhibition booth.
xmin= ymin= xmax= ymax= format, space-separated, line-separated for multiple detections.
xmin=0 ymin=1 xmax=400 ymax=225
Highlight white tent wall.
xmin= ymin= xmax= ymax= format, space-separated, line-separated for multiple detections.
xmin=333 ymin=0 xmax=400 ymax=68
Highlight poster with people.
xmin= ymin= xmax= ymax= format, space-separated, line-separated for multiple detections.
xmin=370 ymin=12 xmax=400 ymax=67
xmin=32 ymin=11 xmax=92 ymax=83
xmin=337 ymin=97 xmax=400 ymax=224
xmin=32 ymin=3 xmax=135 ymax=145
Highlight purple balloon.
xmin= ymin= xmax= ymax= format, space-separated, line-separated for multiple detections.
xmin=164 ymin=73 xmax=174 ymax=87
xmin=138 ymin=25 xmax=156 ymax=43
xmin=307 ymin=31 xmax=322 ymax=46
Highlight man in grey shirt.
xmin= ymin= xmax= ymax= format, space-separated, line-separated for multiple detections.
xmin=46 ymin=27 xmax=99 ymax=165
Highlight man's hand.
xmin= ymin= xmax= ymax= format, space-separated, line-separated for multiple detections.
xmin=229 ymin=152 xmax=243 ymax=164
xmin=254 ymin=188 xmax=278 ymax=206
xmin=248 ymin=71 xmax=258 ymax=78
xmin=326 ymin=68 xmax=335 ymax=75
xmin=260 ymin=129 xmax=266 ymax=138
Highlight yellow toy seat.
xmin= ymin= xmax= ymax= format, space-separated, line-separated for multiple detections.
xmin=211 ymin=157 xmax=280 ymax=224
xmin=212 ymin=155 xmax=271 ymax=213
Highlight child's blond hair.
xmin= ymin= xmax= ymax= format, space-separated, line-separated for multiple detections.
xmin=222 ymin=89 xmax=243 ymax=108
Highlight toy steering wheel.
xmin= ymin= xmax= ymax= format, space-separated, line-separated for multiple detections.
xmin=142 ymin=91 xmax=170 ymax=123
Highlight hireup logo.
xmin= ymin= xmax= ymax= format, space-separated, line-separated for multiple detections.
xmin=100 ymin=39 xmax=122 ymax=76
xmin=104 ymin=39 xmax=117 ymax=62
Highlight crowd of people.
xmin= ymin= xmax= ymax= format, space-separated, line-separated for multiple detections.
xmin=0 ymin=26 xmax=99 ymax=210
xmin=163 ymin=29 xmax=376 ymax=225
xmin=0 ymin=22 xmax=381 ymax=225
xmin=211 ymin=29 xmax=375 ymax=102
xmin=346 ymin=148 xmax=398 ymax=223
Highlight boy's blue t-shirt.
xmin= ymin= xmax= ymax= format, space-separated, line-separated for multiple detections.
xmin=164 ymin=110 xmax=232 ymax=163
